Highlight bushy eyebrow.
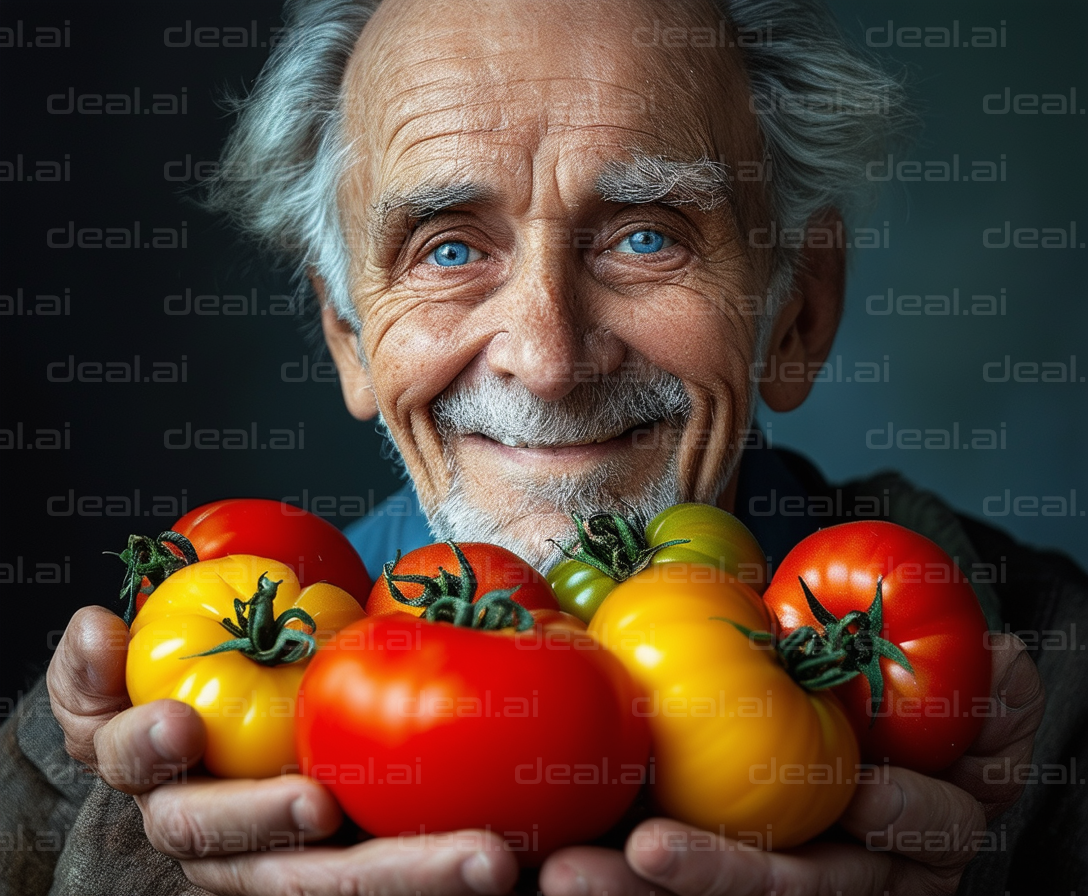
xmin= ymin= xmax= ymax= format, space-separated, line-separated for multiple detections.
xmin=369 ymin=182 xmax=489 ymax=246
xmin=595 ymin=154 xmax=732 ymax=213
xmin=367 ymin=154 xmax=731 ymax=248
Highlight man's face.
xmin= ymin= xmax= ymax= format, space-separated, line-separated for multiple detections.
xmin=334 ymin=0 xmax=774 ymax=569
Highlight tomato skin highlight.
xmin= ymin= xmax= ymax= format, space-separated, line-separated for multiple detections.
xmin=296 ymin=614 xmax=650 ymax=864
xmin=642 ymin=503 xmax=768 ymax=585
xmin=549 ymin=503 xmax=767 ymax=623
xmin=762 ymin=521 xmax=992 ymax=773
xmin=366 ymin=542 xmax=559 ymax=616
xmin=588 ymin=573 xmax=859 ymax=850
xmin=126 ymin=554 xmax=366 ymax=778
xmin=160 ymin=498 xmax=372 ymax=610
xmin=546 ymin=559 xmax=616 ymax=623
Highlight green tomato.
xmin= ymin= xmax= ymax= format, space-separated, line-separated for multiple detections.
xmin=547 ymin=503 xmax=767 ymax=623
xmin=547 ymin=558 xmax=617 ymax=623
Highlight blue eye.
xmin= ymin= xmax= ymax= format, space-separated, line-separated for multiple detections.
xmin=615 ymin=230 xmax=674 ymax=254
xmin=427 ymin=241 xmax=481 ymax=266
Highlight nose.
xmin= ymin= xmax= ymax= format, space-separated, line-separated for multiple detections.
xmin=485 ymin=249 xmax=625 ymax=401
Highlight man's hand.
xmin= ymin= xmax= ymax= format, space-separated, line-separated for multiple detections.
xmin=47 ymin=606 xmax=520 ymax=896
xmin=47 ymin=608 xmax=1043 ymax=896
xmin=47 ymin=606 xmax=207 ymax=790
xmin=538 ymin=632 xmax=1045 ymax=896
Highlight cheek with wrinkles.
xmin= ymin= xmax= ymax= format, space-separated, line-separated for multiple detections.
xmin=366 ymin=300 xmax=468 ymax=400
xmin=665 ymin=313 xmax=756 ymax=502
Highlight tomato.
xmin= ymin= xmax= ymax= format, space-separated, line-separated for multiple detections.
xmin=171 ymin=498 xmax=372 ymax=601
xmin=127 ymin=554 xmax=365 ymax=778
xmin=296 ymin=610 xmax=650 ymax=864
xmin=548 ymin=503 xmax=767 ymax=623
xmin=761 ymin=521 xmax=992 ymax=773
xmin=366 ymin=541 xmax=558 ymax=616
xmin=588 ymin=571 xmax=859 ymax=850
xmin=118 ymin=498 xmax=372 ymax=623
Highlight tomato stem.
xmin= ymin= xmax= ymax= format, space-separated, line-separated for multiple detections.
xmin=424 ymin=591 xmax=534 ymax=632
xmin=550 ymin=510 xmax=688 ymax=582
xmin=713 ymin=618 xmax=860 ymax=691
xmin=184 ymin=573 xmax=317 ymax=665
xmin=108 ymin=530 xmax=199 ymax=625
xmin=382 ymin=542 xmax=479 ymax=608
xmin=796 ymin=576 xmax=915 ymax=724
xmin=382 ymin=543 xmax=529 ymax=628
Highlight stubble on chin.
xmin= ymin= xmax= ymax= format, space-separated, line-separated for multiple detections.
xmin=424 ymin=440 xmax=685 ymax=573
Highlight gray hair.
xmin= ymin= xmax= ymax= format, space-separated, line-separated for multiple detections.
xmin=714 ymin=0 xmax=914 ymax=353
xmin=596 ymin=155 xmax=733 ymax=214
xmin=203 ymin=0 xmax=379 ymax=331
xmin=204 ymin=0 xmax=913 ymax=348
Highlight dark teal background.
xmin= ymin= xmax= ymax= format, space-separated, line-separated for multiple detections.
xmin=767 ymin=0 xmax=1087 ymax=564
xmin=1 ymin=1 xmax=1085 ymax=705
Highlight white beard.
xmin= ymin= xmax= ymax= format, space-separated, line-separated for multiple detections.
xmin=425 ymin=447 xmax=686 ymax=573
xmin=378 ymin=363 xmax=693 ymax=572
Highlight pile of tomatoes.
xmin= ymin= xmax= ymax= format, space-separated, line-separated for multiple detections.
xmin=118 ymin=498 xmax=991 ymax=861
xmin=563 ymin=506 xmax=992 ymax=847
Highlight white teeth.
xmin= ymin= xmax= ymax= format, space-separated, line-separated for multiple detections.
xmin=489 ymin=432 xmax=625 ymax=448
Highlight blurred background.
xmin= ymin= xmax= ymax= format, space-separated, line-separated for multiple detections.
xmin=2 ymin=1 xmax=1086 ymax=708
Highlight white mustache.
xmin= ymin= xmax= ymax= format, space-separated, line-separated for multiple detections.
xmin=431 ymin=370 xmax=691 ymax=448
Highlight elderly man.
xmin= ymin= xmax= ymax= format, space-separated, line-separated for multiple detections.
xmin=5 ymin=0 xmax=1083 ymax=894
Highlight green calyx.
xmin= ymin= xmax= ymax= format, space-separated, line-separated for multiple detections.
xmin=110 ymin=530 xmax=199 ymax=625
xmin=712 ymin=576 xmax=913 ymax=708
xmin=713 ymin=618 xmax=860 ymax=692
xmin=382 ymin=542 xmax=479 ymax=607
xmin=550 ymin=510 xmax=689 ymax=582
xmin=184 ymin=573 xmax=317 ymax=665
xmin=424 ymin=590 xmax=534 ymax=632
xmin=796 ymin=575 xmax=914 ymax=725
xmin=383 ymin=541 xmax=528 ymax=630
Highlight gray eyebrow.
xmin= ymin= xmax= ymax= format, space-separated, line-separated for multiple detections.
xmin=369 ymin=182 xmax=488 ymax=245
xmin=595 ymin=154 xmax=732 ymax=213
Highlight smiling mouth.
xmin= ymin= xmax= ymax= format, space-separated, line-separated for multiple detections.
xmin=473 ymin=422 xmax=663 ymax=451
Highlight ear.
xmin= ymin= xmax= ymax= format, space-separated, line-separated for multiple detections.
xmin=758 ymin=209 xmax=846 ymax=412
xmin=314 ymin=276 xmax=379 ymax=420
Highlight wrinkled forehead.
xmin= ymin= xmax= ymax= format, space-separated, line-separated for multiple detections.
xmin=341 ymin=0 xmax=762 ymax=202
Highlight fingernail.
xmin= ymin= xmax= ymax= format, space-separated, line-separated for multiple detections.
xmin=461 ymin=851 xmax=501 ymax=895
xmin=148 ymin=721 xmax=184 ymax=763
xmin=999 ymin=649 xmax=1039 ymax=710
xmin=290 ymin=796 xmax=325 ymax=835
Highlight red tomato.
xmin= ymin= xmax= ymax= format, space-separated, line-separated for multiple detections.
xmin=762 ymin=521 xmax=991 ymax=773
xmin=366 ymin=541 xmax=558 ymax=616
xmin=127 ymin=499 xmax=371 ymax=617
xmin=296 ymin=613 xmax=650 ymax=864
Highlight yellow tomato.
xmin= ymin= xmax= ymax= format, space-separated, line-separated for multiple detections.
xmin=127 ymin=554 xmax=365 ymax=778
xmin=588 ymin=568 xmax=859 ymax=849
